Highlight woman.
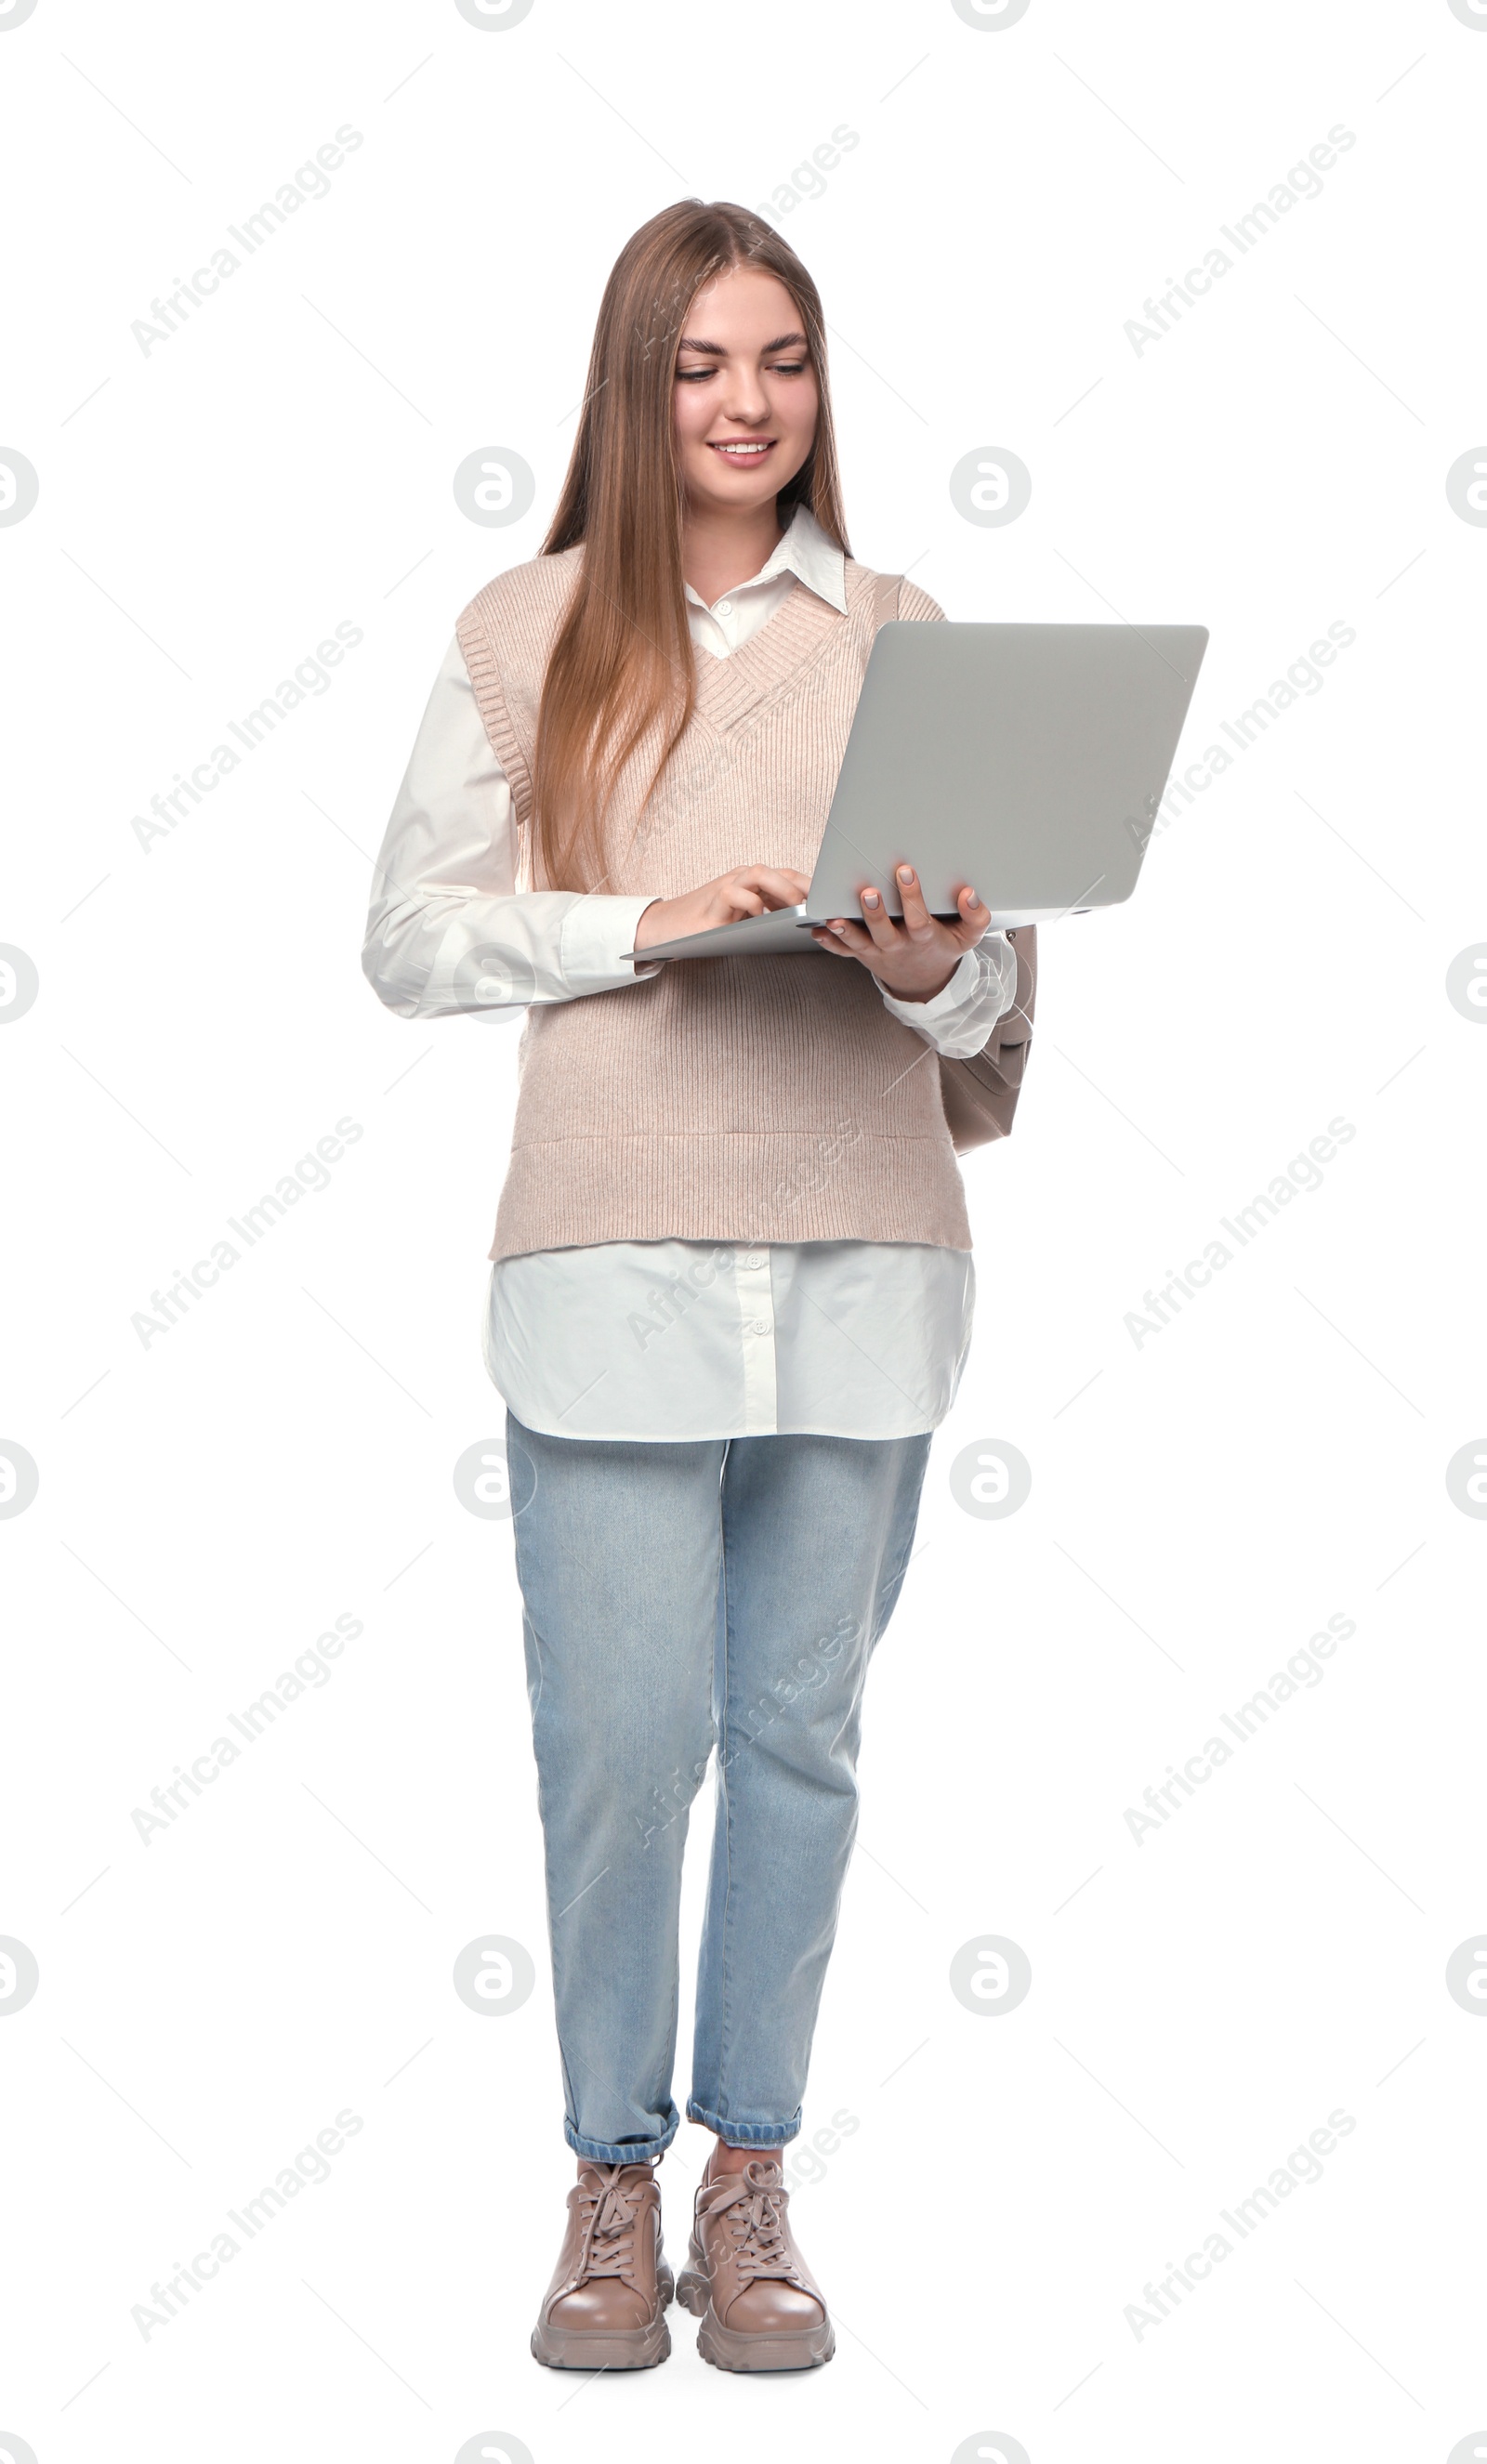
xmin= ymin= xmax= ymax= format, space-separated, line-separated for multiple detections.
xmin=362 ymin=200 xmax=1017 ymax=2375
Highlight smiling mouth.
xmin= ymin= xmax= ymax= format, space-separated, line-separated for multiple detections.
xmin=708 ymin=439 xmax=775 ymax=458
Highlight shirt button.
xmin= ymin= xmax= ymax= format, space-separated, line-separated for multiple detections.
xmin=717 ymin=599 xmax=731 ymax=614
xmin=742 ymin=1252 xmax=765 ymax=1271
xmin=752 ymin=1317 xmax=772 ymax=1337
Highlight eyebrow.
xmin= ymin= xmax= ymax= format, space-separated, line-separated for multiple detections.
xmin=676 ymin=331 xmax=809 ymax=358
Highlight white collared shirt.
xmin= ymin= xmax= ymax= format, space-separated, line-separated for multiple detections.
xmin=362 ymin=505 xmax=1017 ymax=1439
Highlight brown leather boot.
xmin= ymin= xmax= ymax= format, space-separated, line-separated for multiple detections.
xmin=530 ymin=2159 xmax=673 ymax=2369
xmin=677 ymin=2156 xmax=834 ymax=2371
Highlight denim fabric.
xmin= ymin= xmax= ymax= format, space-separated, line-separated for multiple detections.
xmin=506 ymin=1412 xmax=930 ymax=2162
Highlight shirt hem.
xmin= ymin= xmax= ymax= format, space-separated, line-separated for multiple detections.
xmin=485 ymin=1398 xmax=945 ymax=1443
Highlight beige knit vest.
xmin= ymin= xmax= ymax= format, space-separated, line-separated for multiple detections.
xmin=456 ymin=547 xmax=971 ymax=1262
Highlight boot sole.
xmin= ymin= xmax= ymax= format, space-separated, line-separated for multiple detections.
xmin=530 ymin=2264 xmax=674 ymax=2369
xmin=676 ymin=2267 xmax=834 ymax=2372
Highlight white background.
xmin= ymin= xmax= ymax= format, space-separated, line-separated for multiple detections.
xmin=2 ymin=1 xmax=1485 ymax=2458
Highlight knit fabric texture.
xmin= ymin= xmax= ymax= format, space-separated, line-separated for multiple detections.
xmin=455 ymin=547 xmax=971 ymax=1262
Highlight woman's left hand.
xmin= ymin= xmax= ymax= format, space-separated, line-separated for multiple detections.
xmin=810 ymin=865 xmax=992 ymax=1002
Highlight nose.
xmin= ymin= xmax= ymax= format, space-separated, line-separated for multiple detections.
xmin=715 ymin=369 xmax=771 ymax=427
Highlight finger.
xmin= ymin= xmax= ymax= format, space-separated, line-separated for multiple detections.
xmin=951 ymin=884 xmax=991 ymax=943
xmin=813 ymin=922 xmax=875 ymax=960
xmin=826 ymin=916 xmax=876 ymax=952
xmin=740 ymin=865 xmax=811 ymax=909
xmin=856 ymin=886 xmax=903 ymax=951
xmin=894 ymin=865 xmax=935 ymax=936
xmin=928 ymin=886 xmax=984 ymax=950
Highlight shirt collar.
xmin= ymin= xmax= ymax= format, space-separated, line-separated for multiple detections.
xmin=682 ymin=502 xmax=848 ymax=615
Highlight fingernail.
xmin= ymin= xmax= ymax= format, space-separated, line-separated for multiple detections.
xmin=898 ymin=866 xmax=914 ymax=883
xmin=863 ymin=891 xmax=879 ymax=907
xmin=966 ymin=887 xmax=978 ymax=904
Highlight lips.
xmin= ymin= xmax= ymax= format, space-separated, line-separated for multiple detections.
xmin=708 ymin=439 xmax=775 ymax=458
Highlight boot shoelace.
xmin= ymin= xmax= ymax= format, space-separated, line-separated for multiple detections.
xmin=572 ymin=2167 xmax=650 ymax=2288
xmin=717 ymin=2163 xmax=799 ymax=2284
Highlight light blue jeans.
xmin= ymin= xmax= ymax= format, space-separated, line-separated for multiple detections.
xmin=506 ymin=1412 xmax=931 ymax=2162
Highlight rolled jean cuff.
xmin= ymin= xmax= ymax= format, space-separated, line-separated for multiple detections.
xmin=686 ymin=2098 xmax=800 ymax=2147
xmin=564 ymin=2106 xmax=680 ymax=2165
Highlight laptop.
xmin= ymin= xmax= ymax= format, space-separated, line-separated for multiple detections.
xmin=624 ymin=619 xmax=1208 ymax=961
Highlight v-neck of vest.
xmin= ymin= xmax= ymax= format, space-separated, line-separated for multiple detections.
xmin=690 ymin=574 xmax=852 ymax=735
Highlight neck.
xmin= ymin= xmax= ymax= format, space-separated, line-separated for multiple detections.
xmin=680 ymin=498 xmax=787 ymax=606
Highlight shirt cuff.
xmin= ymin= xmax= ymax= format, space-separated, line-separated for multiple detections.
xmin=877 ymin=935 xmax=1017 ymax=1059
xmin=557 ymin=894 xmax=665 ymax=990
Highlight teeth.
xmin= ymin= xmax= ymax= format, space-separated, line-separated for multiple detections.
xmin=715 ymin=442 xmax=770 ymax=454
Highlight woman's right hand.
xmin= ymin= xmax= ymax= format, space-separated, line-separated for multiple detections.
xmin=633 ymin=864 xmax=811 ymax=950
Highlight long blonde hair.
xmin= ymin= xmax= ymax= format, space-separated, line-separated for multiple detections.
xmin=532 ymin=200 xmax=850 ymax=891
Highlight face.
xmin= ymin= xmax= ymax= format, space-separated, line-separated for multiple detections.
xmin=671 ymin=264 xmax=820 ymax=518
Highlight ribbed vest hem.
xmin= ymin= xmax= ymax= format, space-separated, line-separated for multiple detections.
xmin=490 ymin=1132 xmax=972 ymax=1262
